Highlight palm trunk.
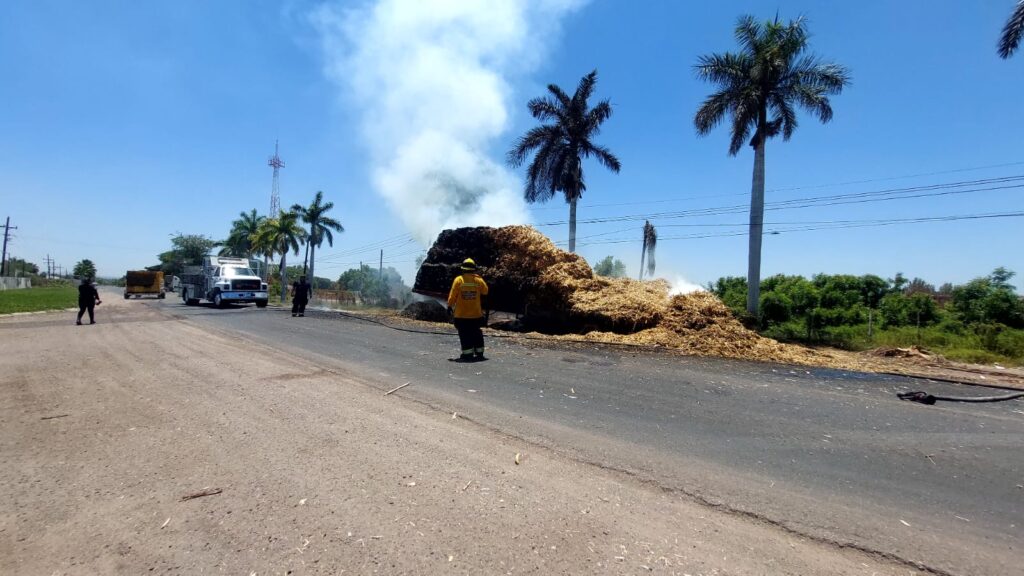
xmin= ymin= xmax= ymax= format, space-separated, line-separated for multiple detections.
xmin=302 ymin=241 xmax=309 ymax=275
xmin=639 ymin=244 xmax=647 ymax=280
xmin=568 ymin=196 xmax=578 ymax=253
xmin=308 ymin=242 xmax=316 ymax=298
xmin=279 ymin=253 xmax=288 ymax=303
xmin=747 ymin=129 xmax=766 ymax=316
xmin=262 ymin=254 xmax=269 ymax=281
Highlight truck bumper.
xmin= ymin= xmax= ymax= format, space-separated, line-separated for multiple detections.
xmin=221 ymin=291 xmax=269 ymax=302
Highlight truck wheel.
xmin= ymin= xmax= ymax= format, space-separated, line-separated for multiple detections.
xmin=124 ymin=293 xmax=130 ymax=299
xmin=158 ymin=293 xmax=165 ymax=299
xmin=214 ymin=292 xmax=225 ymax=308
xmin=182 ymin=288 xmax=197 ymax=306
xmin=256 ymin=300 xmax=268 ymax=308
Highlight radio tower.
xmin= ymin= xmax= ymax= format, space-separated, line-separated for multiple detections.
xmin=268 ymin=140 xmax=285 ymax=216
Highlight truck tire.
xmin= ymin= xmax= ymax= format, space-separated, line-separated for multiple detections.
xmin=213 ymin=292 xmax=225 ymax=308
xmin=182 ymin=288 xmax=198 ymax=306
xmin=158 ymin=293 xmax=166 ymax=299
xmin=256 ymin=300 xmax=268 ymax=308
xmin=124 ymin=293 xmax=130 ymax=299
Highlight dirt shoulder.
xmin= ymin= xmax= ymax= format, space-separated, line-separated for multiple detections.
xmin=1 ymin=296 xmax=923 ymax=574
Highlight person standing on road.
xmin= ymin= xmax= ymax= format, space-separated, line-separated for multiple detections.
xmin=447 ymin=258 xmax=489 ymax=362
xmin=76 ymin=278 xmax=101 ymax=325
xmin=291 ymin=275 xmax=312 ymax=317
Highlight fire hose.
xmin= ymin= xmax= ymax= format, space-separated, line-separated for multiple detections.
xmin=897 ymin=390 xmax=1024 ymax=405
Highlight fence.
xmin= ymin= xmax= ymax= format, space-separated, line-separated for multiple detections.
xmin=0 ymin=277 xmax=32 ymax=290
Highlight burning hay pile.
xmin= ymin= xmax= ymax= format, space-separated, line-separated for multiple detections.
xmin=415 ymin=225 xmax=665 ymax=333
xmin=413 ymin=225 xmax=833 ymax=364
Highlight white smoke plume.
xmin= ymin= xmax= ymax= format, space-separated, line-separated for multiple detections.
xmin=668 ymin=274 xmax=706 ymax=296
xmin=312 ymin=0 xmax=586 ymax=243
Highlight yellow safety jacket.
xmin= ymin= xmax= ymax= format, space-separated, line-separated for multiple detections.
xmin=448 ymin=273 xmax=489 ymax=319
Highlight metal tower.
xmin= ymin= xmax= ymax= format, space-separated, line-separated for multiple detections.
xmin=268 ymin=140 xmax=285 ymax=216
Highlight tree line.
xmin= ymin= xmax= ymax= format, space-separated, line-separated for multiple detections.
xmin=710 ymin=266 xmax=1024 ymax=363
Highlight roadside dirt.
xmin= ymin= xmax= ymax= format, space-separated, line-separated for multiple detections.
xmin=1 ymin=294 xmax=925 ymax=574
xmin=385 ymin=310 xmax=1024 ymax=390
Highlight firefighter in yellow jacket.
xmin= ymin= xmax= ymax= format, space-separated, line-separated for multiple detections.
xmin=447 ymin=258 xmax=489 ymax=362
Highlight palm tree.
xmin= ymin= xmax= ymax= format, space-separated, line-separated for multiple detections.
xmin=639 ymin=221 xmax=657 ymax=280
xmin=999 ymin=1 xmax=1024 ymax=58
xmin=291 ymin=191 xmax=344 ymax=288
xmin=220 ymin=209 xmax=265 ymax=260
xmin=254 ymin=210 xmax=306 ymax=303
xmin=507 ymin=70 xmax=621 ymax=253
xmin=694 ymin=15 xmax=849 ymax=315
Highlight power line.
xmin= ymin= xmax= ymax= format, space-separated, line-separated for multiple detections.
xmin=530 ymin=159 xmax=1024 ymax=212
xmin=534 ymin=175 xmax=1024 ymax=227
xmin=570 ymin=211 xmax=1024 ymax=247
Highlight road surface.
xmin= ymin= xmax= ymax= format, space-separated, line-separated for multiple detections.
xmin=1 ymin=292 xmax=1020 ymax=575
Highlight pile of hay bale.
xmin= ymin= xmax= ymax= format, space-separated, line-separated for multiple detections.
xmin=412 ymin=225 xmax=848 ymax=365
xmin=414 ymin=225 xmax=666 ymax=333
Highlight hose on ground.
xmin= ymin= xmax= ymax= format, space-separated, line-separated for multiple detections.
xmin=897 ymin=390 xmax=1024 ymax=405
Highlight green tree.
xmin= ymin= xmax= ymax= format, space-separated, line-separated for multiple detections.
xmin=709 ymin=276 xmax=748 ymax=314
xmin=694 ymin=15 xmax=850 ymax=315
xmin=880 ymin=292 xmax=939 ymax=328
xmin=159 ymin=234 xmax=220 ymax=275
xmin=73 ymin=259 xmax=97 ymax=279
xmin=950 ymin=268 xmax=1023 ymax=328
xmin=338 ymin=264 xmax=410 ymax=307
xmin=291 ymin=191 xmax=344 ymax=285
xmin=6 ymin=258 xmax=39 ymax=276
xmin=593 ymin=256 xmax=627 ymax=278
xmin=998 ymin=0 xmax=1024 ymax=58
xmin=507 ymin=70 xmax=621 ymax=253
xmin=220 ymin=209 xmax=265 ymax=260
xmin=254 ymin=210 xmax=306 ymax=303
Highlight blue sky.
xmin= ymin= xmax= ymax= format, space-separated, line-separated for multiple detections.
xmin=1 ymin=0 xmax=1021 ymax=291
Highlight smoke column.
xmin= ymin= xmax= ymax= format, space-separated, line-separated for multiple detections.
xmin=312 ymin=0 xmax=585 ymax=243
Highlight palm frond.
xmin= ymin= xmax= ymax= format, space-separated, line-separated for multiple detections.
xmin=999 ymin=0 xmax=1024 ymax=58
xmin=694 ymin=52 xmax=750 ymax=86
xmin=527 ymin=96 xmax=565 ymax=123
xmin=581 ymin=142 xmax=621 ymax=173
xmin=694 ymin=90 xmax=736 ymax=135
xmin=734 ymin=15 xmax=762 ymax=53
xmin=727 ymin=100 xmax=755 ymax=155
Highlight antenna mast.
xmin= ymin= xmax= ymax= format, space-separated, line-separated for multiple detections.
xmin=268 ymin=140 xmax=285 ymax=216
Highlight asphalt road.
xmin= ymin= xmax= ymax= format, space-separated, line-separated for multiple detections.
xmin=166 ymin=299 xmax=1022 ymax=576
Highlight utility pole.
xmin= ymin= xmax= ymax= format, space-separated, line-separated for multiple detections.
xmin=45 ymin=254 xmax=53 ymax=278
xmin=1 ymin=217 xmax=16 ymax=276
xmin=379 ymin=249 xmax=383 ymax=280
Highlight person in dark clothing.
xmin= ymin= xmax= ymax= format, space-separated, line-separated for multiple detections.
xmin=291 ymin=276 xmax=312 ymax=317
xmin=76 ymin=278 xmax=101 ymax=325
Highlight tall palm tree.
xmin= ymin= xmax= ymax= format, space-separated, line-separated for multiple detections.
xmin=694 ymin=15 xmax=849 ymax=315
xmin=291 ymin=191 xmax=344 ymax=287
xmin=999 ymin=1 xmax=1024 ymax=58
xmin=507 ymin=70 xmax=621 ymax=253
xmin=220 ymin=209 xmax=265 ymax=260
xmin=639 ymin=220 xmax=657 ymax=280
xmin=254 ymin=210 xmax=306 ymax=303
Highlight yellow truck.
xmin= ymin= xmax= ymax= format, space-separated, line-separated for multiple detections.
xmin=124 ymin=270 xmax=166 ymax=299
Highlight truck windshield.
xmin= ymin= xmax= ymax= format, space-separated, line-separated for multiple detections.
xmin=222 ymin=267 xmax=256 ymax=277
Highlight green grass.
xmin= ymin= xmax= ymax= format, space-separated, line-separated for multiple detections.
xmin=0 ymin=286 xmax=78 ymax=314
xmin=763 ymin=320 xmax=1024 ymax=366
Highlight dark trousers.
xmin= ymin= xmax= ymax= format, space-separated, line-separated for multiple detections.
xmin=292 ymin=298 xmax=308 ymax=315
xmin=453 ymin=317 xmax=485 ymax=357
xmin=77 ymin=302 xmax=95 ymax=323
